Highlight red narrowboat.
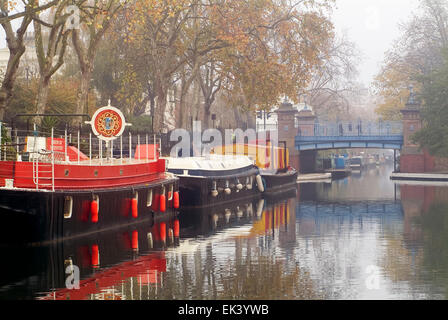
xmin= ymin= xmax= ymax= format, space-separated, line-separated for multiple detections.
xmin=0 ymin=106 xmax=179 ymax=244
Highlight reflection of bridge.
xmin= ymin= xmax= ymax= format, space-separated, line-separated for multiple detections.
xmin=295 ymin=121 xmax=404 ymax=151
xmin=297 ymin=200 xmax=403 ymax=217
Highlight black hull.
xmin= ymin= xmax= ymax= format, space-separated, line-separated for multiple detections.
xmin=179 ymin=188 xmax=297 ymax=239
xmin=0 ymin=178 xmax=178 ymax=245
xmin=261 ymin=169 xmax=298 ymax=196
xmin=177 ymin=166 xmax=262 ymax=208
xmin=179 ymin=197 xmax=266 ymax=238
xmin=0 ymin=214 xmax=179 ymax=300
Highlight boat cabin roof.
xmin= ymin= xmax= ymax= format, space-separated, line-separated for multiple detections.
xmin=164 ymin=155 xmax=254 ymax=172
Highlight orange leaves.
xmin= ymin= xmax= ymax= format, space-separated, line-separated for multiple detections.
xmin=373 ymin=55 xmax=421 ymax=120
xmin=213 ymin=0 xmax=334 ymax=110
xmin=118 ymin=0 xmax=334 ymax=118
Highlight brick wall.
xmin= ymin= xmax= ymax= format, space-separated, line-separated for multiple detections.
xmin=433 ymin=155 xmax=448 ymax=172
xmin=401 ymin=150 xmax=448 ymax=173
xmin=400 ymin=154 xmax=425 ymax=173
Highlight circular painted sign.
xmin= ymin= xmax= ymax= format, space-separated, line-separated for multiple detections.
xmin=87 ymin=106 xmax=129 ymax=141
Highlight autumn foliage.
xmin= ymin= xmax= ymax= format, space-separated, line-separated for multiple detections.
xmin=117 ymin=0 xmax=335 ymax=131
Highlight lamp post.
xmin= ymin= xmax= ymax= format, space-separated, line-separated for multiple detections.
xmin=257 ymin=110 xmax=274 ymax=131
xmin=379 ymin=117 xmax=383 ymax=135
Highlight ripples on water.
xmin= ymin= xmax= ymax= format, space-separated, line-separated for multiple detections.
xmin=1 ymin=164 xmax=448 ymax=300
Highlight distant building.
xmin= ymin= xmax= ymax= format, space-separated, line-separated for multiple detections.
xmin=0 ymin=47 xmax=9 ymax=75
xmin=0 ymin=32 xmax=44 ymax=80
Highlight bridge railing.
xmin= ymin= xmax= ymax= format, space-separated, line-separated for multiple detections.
xmin=302 ymin=121 xmax=403 ymax=137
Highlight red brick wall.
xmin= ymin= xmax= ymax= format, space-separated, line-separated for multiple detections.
xmin=290 ymin=154 xmax=300 ymax=171
xmin=400 ymin=150 xmax=448 ymax=173
xmin=400 ymin=154 xmax=425 ymax=173
xmin=424 ymin=150 xmax=435 ymax=172
xmin=433 ymin=154 xmax=448 ymax=172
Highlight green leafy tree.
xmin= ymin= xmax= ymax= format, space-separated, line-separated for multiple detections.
xmin=414 ymin=51 xmax=448 ymax=157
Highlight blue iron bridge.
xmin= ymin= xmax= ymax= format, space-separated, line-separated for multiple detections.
xmin=295 ymin=121 xmax=404 ymax=151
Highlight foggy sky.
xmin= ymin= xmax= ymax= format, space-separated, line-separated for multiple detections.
xmin=332 ymin=0 xmax=419 ymax=87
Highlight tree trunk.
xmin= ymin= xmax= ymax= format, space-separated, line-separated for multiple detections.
xmin=34 ymin=77 xmax=50 ymax=125
xmin=0 ymin=27 xmax=28 ymax=122
xmin=204 ymin=101 xmax=212 ymax=129
xmin=233 ymin=106 xmax=244 ymax=129
xmin=177 ymin=75 xmax=186 ymax=129
xmin=0 ymin=78 xmax=16 ymax=122
xmin=154 ymin=87 xmax=167 ymax=133
xmin=0 ymin=89 xmax=8 ymax=122
xmin=178 ymin=91 xmax=187 ymax=129
xmin=75 ymin=68 xmax=92 ymax=125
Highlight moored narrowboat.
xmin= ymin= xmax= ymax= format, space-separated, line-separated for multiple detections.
xmin=0 ymin=106 xmax=179 ymax=245
xmin=165 ymin=155 xmax=263 ymax=208
xmin=213 ymin=142 xmax=298 ymax=195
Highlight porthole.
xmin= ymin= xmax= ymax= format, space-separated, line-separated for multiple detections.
xmin=64 ymin=196 xmax=73 ymax=219
xmin=94 ymin=170 xmax=99 ymax=177
xmin=64 ymin=169 xmax=69 ymax=177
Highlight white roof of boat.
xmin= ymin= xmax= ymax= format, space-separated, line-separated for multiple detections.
xmin=163 ymin=155 xmax=254 ymax=171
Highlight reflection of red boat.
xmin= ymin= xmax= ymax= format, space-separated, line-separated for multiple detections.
xmin=37 ymin=218 xmax=180 ymax=300
xmin=0 ymin=107 xmax=180 ymax=244
xmin=39 ymin=252 xmax=167 ymax=300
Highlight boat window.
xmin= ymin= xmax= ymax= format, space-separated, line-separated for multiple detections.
xmin=64 ymin=196 xmax=73 ymax=219
xmin=168 ymin=185 xmax=174 ymax=200
xmin=93 ymin=195 xmax=100 ymax=211
xmin=147 ymin=189 xmax=153 ymax=207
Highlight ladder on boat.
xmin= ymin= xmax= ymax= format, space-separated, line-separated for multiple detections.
xmin=32 ymin=151 xmax=55 ymax=191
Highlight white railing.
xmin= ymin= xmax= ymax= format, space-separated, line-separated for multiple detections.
xmin=32 ymin=150 xmax=55 ymax=191
xmin=2 ymin=125 xmax=162 ymax=166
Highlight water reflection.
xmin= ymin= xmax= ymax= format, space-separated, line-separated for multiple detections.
xmin=0 ymin=214 xmax=180 ymax=300
xmin=3 ymin=164 xmax=448 ymax=300
xmin=296 ymin=165 xmax=448 ymax=299
xmin=162 ymin=189 xmax=322 ymax=300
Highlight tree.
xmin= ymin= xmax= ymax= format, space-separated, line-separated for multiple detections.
xmin=210 ymin=0 xmax=334 ymax=117
xmin=413 ymin=50 xmax=448 ymax=157
xmin=5 ymin=78 xmax=89 ymax=130
xmin=198 ymin=57 xmax=222 ymax=128
xmin=71 ymin=0 xmax=125 ymax=125
xmin=0 ymin=0 xmax=60 ymax=122
xmin=306 ymin=33 xmax=361 ymax=118
xmin=122 ymin=0 xmax=232 ymax=132
xmin=119 ymin=0 xmax=334 ymax=132
xmin=374 ymin=0 xmax=448 ymax=120
xmin=32 ymin=0 xmax=74 ymax=124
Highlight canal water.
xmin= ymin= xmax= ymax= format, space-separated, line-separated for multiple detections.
xmin=1 ymin=163 xmax=448 ymax=300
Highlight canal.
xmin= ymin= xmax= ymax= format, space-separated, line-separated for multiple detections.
xmin=1 ymin=163 xmax=448 ymax=300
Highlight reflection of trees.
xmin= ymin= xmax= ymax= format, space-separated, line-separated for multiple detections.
xmin=116 ymin=241 xmax=322 ymax=300
xmin=380 ymin=237 xmax=423 ymax=283
xmin=380 ymin=198 xmax=448 ymax=299
xmin=87 ymin=198 xmax=316 ymax=300
xmin=417 ymin=202 xmax=448 ymax=298
xmin=216 ymin=251 xmax=322 ymax=300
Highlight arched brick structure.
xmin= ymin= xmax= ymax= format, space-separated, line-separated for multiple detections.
xmin=276 ymin=101 xmax=317 ymax=173
xmin=399 ymin=89 xmax=438 ymax=173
